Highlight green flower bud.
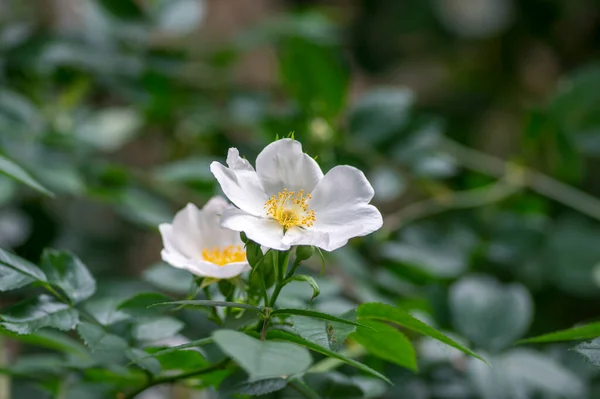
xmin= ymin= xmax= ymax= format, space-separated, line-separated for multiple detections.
xmin=295 ymin=245 xmax=315 ymax=262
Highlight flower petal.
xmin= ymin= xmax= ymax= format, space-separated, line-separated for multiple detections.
xmin=170 ymin=203 xmax=205 ymax=258
xmin=281 ymin=227 xmax=330 ymax=248
xmin=255 ymin=138 xmax=324 ymax=195
xmin=307 ymin=165 xmax=383 ymax=251
xmin=161 ymin=249 xmax=249 ymax=279
xmin=220 ymin=208 xmax=289 ymax=251
xmin=210 ymin=148 xmax=268 ymax=216
xmin=199 ymin=196 xmax=242 ymax=248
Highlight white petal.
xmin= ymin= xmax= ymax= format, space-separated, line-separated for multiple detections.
xmin=220 ymin=208 xmax=289 ymax=251
xmin=281 ymin=227 xmax=330 ymax=248
xmin=170 ymin=203 xmax=205 ymax=258
xmin=210 ymin=148 xmax=268 ymax=216
xmin=161 ymin=249 xmax=249 ymax=279
xmin=255 ymin=138 xmax=324 ymax=195
xmin=307 ymin=165 xmax=383 ymax=251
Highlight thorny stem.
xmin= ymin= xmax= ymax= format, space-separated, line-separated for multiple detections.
xmin=123 ymin=359 xmax=230 ymax=399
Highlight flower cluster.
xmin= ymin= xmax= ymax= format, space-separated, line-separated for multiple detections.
xmin=159 ymin=138 xmax=383 ymax=279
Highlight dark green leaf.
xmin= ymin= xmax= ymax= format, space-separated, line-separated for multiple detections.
xmin=84 ymin=297 xmax=130 ymax=326
xmin=213 ymin=330 xmax=312 ymax=380
xmin=286 ymin=275 xmax=320 ymax=300
xmin=152 ymin=348 xmax=207 ymax=371
xmin=265 ymin=330 xmax=391 ymax=384
xmin=357 ymin=302 xmax=485 ymax=363
xmin=237 ymin=378 xmax=288 ymax=396
xmin=0 ymin=263 xmax=34 ymax=291
xmin=152 ymin=300 xmax=263 ymax=312
xmin=291 ymin=315 xmax=356 ymax=352
xmin=519 ymin=322 xmax=600 ymax=344
xmin=272 ymin=309 xmax=362 ymax=327
xmin=0 ymin=155 xmax=54 ymax=196
xmin=97 ymin=0 xmax=145 ymax=20
xmin=40 ymin=249 xmax=96 ymax=304
xmin=126 ymin=348 xmax=162 ymax=375
xmin=303 ymin=373 xmax=364 ymax=399
xmin=0 ymin=247 xmax=46 ymax=282
xmin=145 ymin=337 xmax=213 ymax=358
xmin=117 ymin=292 xmax=173 ymax=316
xmin=0 ymin=295 xmax=78 ymax=334
xmin=0 ymin=328 xmax=89 ymax=358
xmin=351 ymin=319 xmax=417 ymax=371
xmin=77 ymin=321 xmax=127 ymax=354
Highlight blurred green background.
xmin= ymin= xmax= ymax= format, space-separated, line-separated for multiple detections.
xmin=2 ymin=0 xmax=600 ymax=397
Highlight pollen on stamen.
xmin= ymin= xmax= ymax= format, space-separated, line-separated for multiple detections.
xmin=264 ymin=188 xmax=316 ymax=229
xmin=202 ymin=245 xmax=246 ymax=267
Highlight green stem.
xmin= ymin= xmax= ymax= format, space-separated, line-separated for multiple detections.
xmin=260 ymin=307 xmax=271 ymax=341
xmin=124 ymin=360 xmax=230 ymax=399
xmin=203 ymin=287 xmax=221 ymax=325
xmin=285 ymin=255 xmax=302 ymax=280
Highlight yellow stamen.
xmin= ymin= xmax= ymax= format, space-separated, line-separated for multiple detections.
xmin=264 ymin=188 xmax=315 ymax=229
xmin=202 ymin=245 xmax=246 ymax=266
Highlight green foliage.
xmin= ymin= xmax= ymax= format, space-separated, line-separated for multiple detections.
xmin=1 ymin=295 xmax=79 ymax=335
xmin=0 ymin=155 xmax=54 ymax=197
xmin=519 ymin=322 xmax=600 ymax=344
xmin=40 ymin=250 xmax=96 ymax=304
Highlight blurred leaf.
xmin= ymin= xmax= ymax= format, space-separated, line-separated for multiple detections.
xmin=0 ymin=295 xmax=78 ymax=334
xmin=0 ymin=155 xmax=54 ymax=196
xmin=41 ymin=249 xmax=96 ymax=304
xmin=286 ymin=275 xmax=320 ymax=300
xmin=450 ymin=275 xmax=533 ymax=351
xmin=84 ymin=296 xmax=130 ymax=326
xmin=153 ymin=157 xmax=213 ymax=183
xmin=8 ymin=354 xmax=66 ymax=375
xmin=543 ymin=217 xmax=600 ymax=297
xmin=97 ymin=0 xmax=145 ymax=20
xmin=117 ymin=188 xmax=172 ymax=227
xmin=303 ymin=373 xmax=365 ymax=399
xmin=77 ymin=321 xmax=127 ymax=355
xmin=468 ymin=349 xmax=586 ymax=399
xmin=573 ymin=338 xmax=600 ymax=367
xmin=77 ymin=108 xmax=142 ymax=152
xmin=126 ymin=348 xmax=162 ymax=375
xmin=0 ymin=329 xmax=89 ymax=358
xmin=382 ymin=220 xmax=476 ymax=278
xmin=0 ymin=247 xmax=46 ymax=282
xmin=153 ymin=0 xmax=205 ymax=35
xmin=351 ymin=319 xmax=417 ymax=371
xmin=117 ymin=292 xmax=172 ymax=316
xmin=154 ymin=300 xmax=263 ymax=312
xmin=143 ymin=262 xmax=194 ymax=294
xmin=0 ymin=263 xmax=35 ymax=291
xmin=152 ymin=348 xmax=207 ymax=371
xmin=265 ymin=330 xmax=390 ymax=383
xmin=235 ymin=378 xmax=288 ymax=395
xmin=213 ymin=330 xmax=312 ymax=380
xmin=291 ymin=314 xmax=356 ymax=352
xmin=272 ymin=309 xmax=361 ymax=327
xmin=357 ymin=302 xmax=485 ymax=363
xmin=348 ymin=87 xmax=413 ymax=145
xmin=519 ymin=322 xmax=600 ymax=344
xmin=279 ymin=37 xmax=349 ymax=118
xmin=132 ymin=316 xmax=184 ymax=342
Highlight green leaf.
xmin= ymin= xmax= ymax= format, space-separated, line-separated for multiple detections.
xmin=303 ymin=373 xmax=365 ymax=399
xmin=0 ymin=295 xmax=79 ymax=334
xmin=0 ymin=247 xmax=47 ymax=282
xmin=519 ymin=322 xmax=600 ymax=344
xmin=84 ymin=296 xmax=130 ymax=326
xmin=291 ymin=314 xmax=356 ymax=352
xmin=272 ymin=309 xmax=362 ymax=328
xmin=143 ymin=262 xmax=194 ymax=294
xmin=212 ymin=330 xmax=312 ymax=380
xmin=573 ymin=338 xmax=600 ymax=367
xmin=351 ymin=320 xmax=417 ymax=371
xmin=0 ymin=155 xmax=54 ymax=196
xmin=152 ymin=300 xmax=264 ymax=312
xmin=279 ymin=37 xmax=349 ymax=118
xmin=77 ymin=321 xmax=127 ymax=354
xmin=0 ymin=263 xmax=35 ymax=291
xmin=151 ymin=348 xmax=207 ymax=371
xmin=117 ymin=292 xmax=173 ymax=316
xmin=126 ymin=348 xmax=162 ymax=375
xmin=0 ymin=328 xmax=89 ymax=358
xmin=286 ymin=275 xmax=320 ymax=300
xmin=132 ymin=316 xmax=184 ymax=342
xmin=449 ymin=275 xmax=533 ymax=351
xmin=144 ymin=337 xmax=213 ymax=358
xmin=265 ymin=330 xmax=391 ymax=384
xmin=236 ymin=378 xmax=288 ymax=395
xmin=40 ymin=249 xmax=96 ymax=304
xmin=357 ymin=302 xmax=485 ymax=363
xmin=97 ymin=0 xmax=145 ymax=20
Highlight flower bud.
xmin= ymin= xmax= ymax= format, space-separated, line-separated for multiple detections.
xmin=295 ymin=245 xmax=314 ymax=262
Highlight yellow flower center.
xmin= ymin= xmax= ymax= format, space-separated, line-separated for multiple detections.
xmin=202 ymin=245 xmax=246 ymax=266
xmin=264 ymin=188 xmax=316 ymax=229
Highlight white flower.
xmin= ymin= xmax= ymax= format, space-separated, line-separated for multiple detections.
xmin=210 ymin=138 xmax=383 ymax=251
xmin=159 ymin=196 xmax=250 ymax=279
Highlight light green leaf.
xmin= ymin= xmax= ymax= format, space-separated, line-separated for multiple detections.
xmin=0 ymin=328 xmax=89 ymax=358
xmin=357 ymin=302 xmax=485 ymax=363
xmin=450 ymin=275 xmax=533 ymax=351
xmin=0 ymin=263 xmax=35 ymax=291
xmin=152 ymin=300 xmax=263 ymax=312
xmin=40 ymin=249 xmax=96 ymax=304
xmin=212 ymin=330 xmax=312 ymax=381
xmin=0 ymin=295 xmax=78 ymax=334
xmin=291 ymin=314 xmax=356 ymax=352
xmin=0 ymin=247 xmax=47 ymax=282
xmin=286 ymin=275 xmax=320 ymax=300
xmin=265 ymin=330 xmax=391 ymax=384
xmin=143 ymin=262 xmax=194 ymax=294
xmin=519 ymin=322 xmax=600 ymax=344
xmin=351 ymin=319 xmax=417 ymax=371
xmin=145 ymin=337 xmax=213 ymax=358
xmin=151 ymin=348 xmax=207 ymax=371
xmin=77 ymin=321 xmax=128 ymax=354
xmin=126 ymin=348 xmax=162 ymax=375
xmin=117 ymin=292 xmax=173 ymax=316
xmin=0 ymin=155 xmax=54 ymax=196
xmin=132 ymin=316 xmax=184 ymax=342
xmin=574 ymin=338 xmax=600 ymax=367
xmin=84 ymin=296 xmax=130 ymax=326
xmin=272 ymin=309 xmax=362 ymax=327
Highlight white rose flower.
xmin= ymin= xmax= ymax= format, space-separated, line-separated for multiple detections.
xmin=159 ymin=196 xmax=250 ymax=279
xmin=210 ymin=138 xmax=383 ymax=251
